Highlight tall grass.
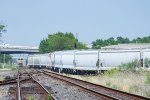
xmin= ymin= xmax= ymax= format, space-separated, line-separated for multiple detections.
xmin=68 ymin=60 xmax=150 ymax=98
xmin=118 ymin=59 xmax=140 ymax=71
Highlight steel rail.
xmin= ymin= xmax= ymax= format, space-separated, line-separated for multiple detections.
xmin=39 ymin=70 xmax=118 ymax=100
xmin=23 ymin=69 xmax=56 ymax=100
xmin=41 ymin=70 xmax=150 ymax=100
xmin=17 ymin=74 xmax=22 ymax=100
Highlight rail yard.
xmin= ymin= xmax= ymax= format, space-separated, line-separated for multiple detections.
xmin=1 ymin=0 xmax=150 ymax=99
xmin=0 ymin=67 xmax=149 ymax=100
xmin=0 ymin=44 xmax=150 ymax=99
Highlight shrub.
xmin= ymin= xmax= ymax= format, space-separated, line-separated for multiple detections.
xmin=119 ymin=59 xmax=140 ymax=71
xmin=103 ymin=68 xmax=120 ymax=77
xmin=144 ymin=58 xmax=150 ymax=68
xmin=106 ymin=81 xmax=111 ymax=87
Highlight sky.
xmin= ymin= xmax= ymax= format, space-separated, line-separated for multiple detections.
xmin=0 ymin=0 xmax=150 ymax=46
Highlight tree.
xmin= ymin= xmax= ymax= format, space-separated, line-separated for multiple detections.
xmin=39 ymin=32 xmax=87 ymax=53
xmin=0 ymin=24 xmax=6 ymax=42
xmin=116 ymin=36 xmax=130 ymax=44
xmin=39 ymin=39 xmax=50 ymax=53
xmin=106 ymin=37 xmax=117 ymax=45
xmin=92 ymin=36 xmax=150 ymax=49
xmin=0 ymin=24 xmax=12 ymax=64
xmin=92 ymin=39 xmax=104 ymax=49
xmin=0 ymin=54 xmax=12 ymax=63
xmin=92 ymin=36 xmax=131 ymax=49
xmin=92 ymin=37 xmax=118 ymax=49
xmin=131 ymin=36 xmax=150 ymax=43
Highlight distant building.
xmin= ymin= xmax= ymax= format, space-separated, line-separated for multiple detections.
xmin=101 ymin=43 xmax=150 ymax=50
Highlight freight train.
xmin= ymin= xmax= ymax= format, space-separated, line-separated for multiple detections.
xmin=27 ymin=49 xmax=150 ymax=73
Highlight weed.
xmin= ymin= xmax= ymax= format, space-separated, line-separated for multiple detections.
xmin=103 ymin=68 xmax=120 ymax=77
xmin=106 ymin=81 xmax=111 ymax=87
xmin=111 ymin=84 xmax=118 ymax=90
xmin=29 ymin=96 xmax=34 ymax=100
xmin=47 ymin=93 xmax=52 ymax=100
xmin=144 ymin=58 xmax=150 ymax=68
xmin=145 ymin=72 xmax=150 ymax=84
xmin=145 ymin=91 xmax=150 ymax=97
xmin=129 ymin=85 xmax=140 ymax=93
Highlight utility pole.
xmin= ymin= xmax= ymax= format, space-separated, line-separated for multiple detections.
xmin=3 ymin=54 xmax=5 ymax=68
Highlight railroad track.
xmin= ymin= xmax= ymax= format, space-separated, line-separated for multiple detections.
xmin=0 ymin=68 xmax=56 ymax=100
xmin=38 ymin=69 xmax=149 ymax=100
xmin=16 ymin=69 xmax=56 ymax=100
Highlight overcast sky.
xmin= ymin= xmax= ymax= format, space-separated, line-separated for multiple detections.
xmin=1 ymin=0 xmax=150 ymax=46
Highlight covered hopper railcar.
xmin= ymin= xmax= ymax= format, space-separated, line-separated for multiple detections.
xmin=27 ymin=54 xmax=52 ymax=68
xmin=99 ymin=50 xmax=141 ymax=70
xmin=27 ymin=49 xmax=150 ymax=72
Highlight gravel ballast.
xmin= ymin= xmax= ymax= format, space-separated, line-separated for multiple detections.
xmin=32 ymin=73 xmax=100 ymax=100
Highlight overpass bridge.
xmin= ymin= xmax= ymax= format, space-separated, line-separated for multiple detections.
xmin=0 ymin=44 xmax=39 ymax=54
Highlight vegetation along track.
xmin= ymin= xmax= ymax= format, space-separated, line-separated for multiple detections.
xmin=38 ymin=69 xmax=149 ymax=100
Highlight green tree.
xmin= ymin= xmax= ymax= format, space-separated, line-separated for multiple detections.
xmin=0 ymin=24 xmax=12 ymax=64
xmin=0 ymin=24 xmax=6 ymax=34
xmin=39 ymin=32 xmax=87 ymax=53
xmin=92 ymin=37 xmax=118 ymax=49
xmin=132 ymin=37 xmax=141 ymax=43
xmin=106 ymin=37 xmax=117 ymax=45
xmin=39 ymin=39 xmax=50 ymax=53
xmin=92 ymin=39 xmax=104 ymax=49
xmin=0 ymin=54 xmax=12 ymax=63
xmin=92 ymin=36 xmax=150 ymax=49
xmin=116 ymin=36 xmax=130 ymax=44
xmin=132 ymin=36 xmax=150 ymax=43
xmin=0 ymin=24 xmax=6 ymax=42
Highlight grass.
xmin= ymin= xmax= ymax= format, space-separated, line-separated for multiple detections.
xmin=145 ymin=72 xmax=150 ymax=84
xmin=69 ymin=70 xmax=150 ymax=97
xmin=67 ymin=60 xmax=150 ymax=98
xmin=0 ymin=76 xmax=4 ymax=81
xmin=28 ymin=94 xmax=52 ymax=100
xmin=0 ymin=63 xmax=17 ymax=70
xmin=29 ymin=96 xmax=34 ymax=100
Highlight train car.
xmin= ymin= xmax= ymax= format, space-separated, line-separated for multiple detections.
xmin=27 ymin=55 xmax=40 ymax=67
xmin=99 ymin=50 xmax=141 ymax=70
xmin=53 ymin=50 xmax=77 ymax=68
xmin=27 ymin=54 xmax=51 ymax=68
xmin=27 ymin=55 xmax=34 ymax=67
xmin=51 ymin=50 xmax=77 ymax=73
xmin=40 ymin=54 xmax=51 ymax=68
xmin=27 ymin=49 xmax=150 ymax=73
xmin=52 ymin=49 xmax=142 ymax=71
xmin=74 ymin=50 xmax=99 ymax=71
